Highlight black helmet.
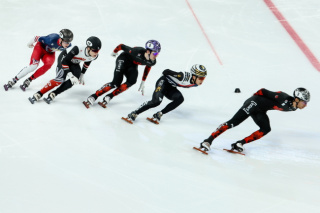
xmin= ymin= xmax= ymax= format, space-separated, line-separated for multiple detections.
xmin=59 ymin=29 xmax=73 ymax=42
xmin=293 ymin=87 xmax=310 ymax=102
xmin=86 ymin=36 xmax=102 ymax=51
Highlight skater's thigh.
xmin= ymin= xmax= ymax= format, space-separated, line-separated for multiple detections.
xmin=165 ymin=87 xmax=182 ymax=101
xmin=251 ymin=113 xmax=271 ymax=131
xmin=70 ymin=64 xmax=81 ymax=78
xmin=151 ymin=78 xmax=167 ymax=103
xmin=226 ymin=108 xmax=250 ymax=127
xmin=29 ymin=43 xmax=45 ymax=64
xmin=124 ymin=66 xmax=138 ymax=86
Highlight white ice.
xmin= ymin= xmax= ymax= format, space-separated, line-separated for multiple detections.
xmin=1 ymin=0 xmax=320 ymax=212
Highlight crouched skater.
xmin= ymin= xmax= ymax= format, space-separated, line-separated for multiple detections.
xmin=195 ymin=88 xmax=310 ymax=154
xmin=122 ymin=64 xmax=207 ymax=124
xmin=28 ymin=36 xmax=101 ymax=104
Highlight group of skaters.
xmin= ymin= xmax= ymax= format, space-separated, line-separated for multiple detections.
xmin=4 ymin=29 xmax=311 ymax=154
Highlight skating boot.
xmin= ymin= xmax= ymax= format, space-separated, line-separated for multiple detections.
xmin=147 ymin=111 xmax=162 ymax=124
xmin=4 ymin=78 xmax=17 ymax=91
xmin=44 ymin=92 xmax=56 ymax=104
xmin=98 ymin=95 xmax=112 ymax=108
xmin=20 ymin=79 xmax=31 ymax=91
xmin=122 ymin=111 xmax=138 ymax=124
xmin=28 ymin=92 xmax=43 ymax=104
xmin=83 ymin=95 xmax=97 ymax=109
xmin=193 ymin=139 xmax=211 ymax=155
xmin=231 ymin=141 xmax=244 ymax=152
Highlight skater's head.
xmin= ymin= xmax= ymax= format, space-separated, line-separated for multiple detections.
xmin=293 ymin=87 xmax=310 ymax=109
xmin=145 ymin=40 xmax=161 ymax=61
xmin=59 ymin=29 xmax=73 ymax=48
xmin=190 ymin=64 xmax=207 ymax=86
xmin=86 ymin=36 xmax=102 ymax=57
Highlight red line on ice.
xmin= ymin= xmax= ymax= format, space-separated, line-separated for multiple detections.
xmin=264 ymin=0 xmax=320 ymax=72
xmin=185 ymin=0 xmax=223 ymax=65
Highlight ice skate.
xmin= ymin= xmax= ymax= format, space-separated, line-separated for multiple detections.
xmin=83 ymin=95 xmax=96 ymax=109
xmin=146 ymin=111 xmax=162 ymax=125
xmin=20 ymin=79 xmax=31 ymax=91
xmin=121 ymin=111 xmax=138 ymax=124
xmin=98 ymin=95 xmax=112 ymax=108
xmin=231 ymin=142 xmax=244 ymax=152
xmin=28 ymin=92 xmax=42 ymax=104
xmin=4 ymin=79 xmax=16 ymax=91
xmin=44 ymin=92 xmax=56 ymax=104
xmin=193 ymin=140 xmax=211 ymax=155
xmin=223 ymin=141 xmax=245 ymax=155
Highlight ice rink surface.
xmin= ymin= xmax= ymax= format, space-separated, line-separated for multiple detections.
xmin=0 ymin=0 xmax=319 ymax=212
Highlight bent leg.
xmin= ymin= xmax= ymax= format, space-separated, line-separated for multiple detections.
xmin=30 ymin=52 xmax=55 ymax=80
xmin=52 ymin=64 xmax=81 ymax=96
xmin=161 ymin=88 xmax=184 ymax=114
xmin=239 ymin=112 xmax=271 ymax=144
xmin=109 ymin=66 xmax=138 ymax=98
xmin=206 ymin=108 xmax=249 ymax=144
xmin=15 ymin=44 xmax=45 ymax=80
xmin=135 ymin=77 xmax=166 ymax=115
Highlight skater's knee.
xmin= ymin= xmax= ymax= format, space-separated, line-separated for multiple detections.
xmin=125 ymin=81 xmax=136 ymax=88
xmin=261 ymin=127 xmax=271 ymax=135
xmin=172 ymin=93 xmax=184 ymax=104
xmin=42 ymin=62 xmax=53 ymax=70
xmin=177 ymin=95 xmax=184 ymax=104
xmin=225 ymin=121 xmax=239 ymax=128
xmin=150 ymin=99 xmax=162 ymax=108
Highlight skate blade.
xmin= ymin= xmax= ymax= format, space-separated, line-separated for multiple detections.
xmin=223 ymin=149 xmax=245 ymax=156
xmin=28 ymin=97 xmax=35 ymax=104
xmin=44 ymin=98 xmax=51 ymax=104
xmin=83 ymin=101 xmax=90 ymax=109
xmin=193 ymin=147 xmax=208 ymax=155
xmin=146 ymin=117 xmax=159 ymax=124
xmin=121 ymin=117 xmax=133 ymax=124
xmin=20 ymin=85 xmax=26 ymax=91
xmin=98 ymin=101 xmax=107 ymax=108
xmin=4 ymin=84 xmax=9 ymax=91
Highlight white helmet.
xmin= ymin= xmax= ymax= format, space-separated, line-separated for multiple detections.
xmin=293 ymin=88 xmax=310 ymax=102
xmin=190 ymin=64 xmax=207 ymax=78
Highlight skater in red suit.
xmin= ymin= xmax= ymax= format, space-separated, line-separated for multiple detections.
xmin=83 ymin=40 xmax=161 ymax=108
xmin=28 ymin=36 xmax=101 ymax=104
xmin=198 ymin=88 xmax=310 ymax=153
xmin=4 ymin=29 xmax=73 ymax=91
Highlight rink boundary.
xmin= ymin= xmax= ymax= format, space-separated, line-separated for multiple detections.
xmin=185 ymin=0 xmax=223 ymax=65
xmin=264 ymin=0 xmax=320 ymax=72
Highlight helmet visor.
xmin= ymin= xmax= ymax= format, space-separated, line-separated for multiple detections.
xmin=91 ymin=49 xmax=100 ymax=53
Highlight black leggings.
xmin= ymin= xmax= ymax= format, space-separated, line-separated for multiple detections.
xmin=53 ymin=63 xmax=81 ymax=96
xmin=135 ymin=77 xmax=184 ymax=115
xmin=225 ymin=108 xmax=271 ymax=134
xmin=110 ymin=55 xmax=138 ymax=88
